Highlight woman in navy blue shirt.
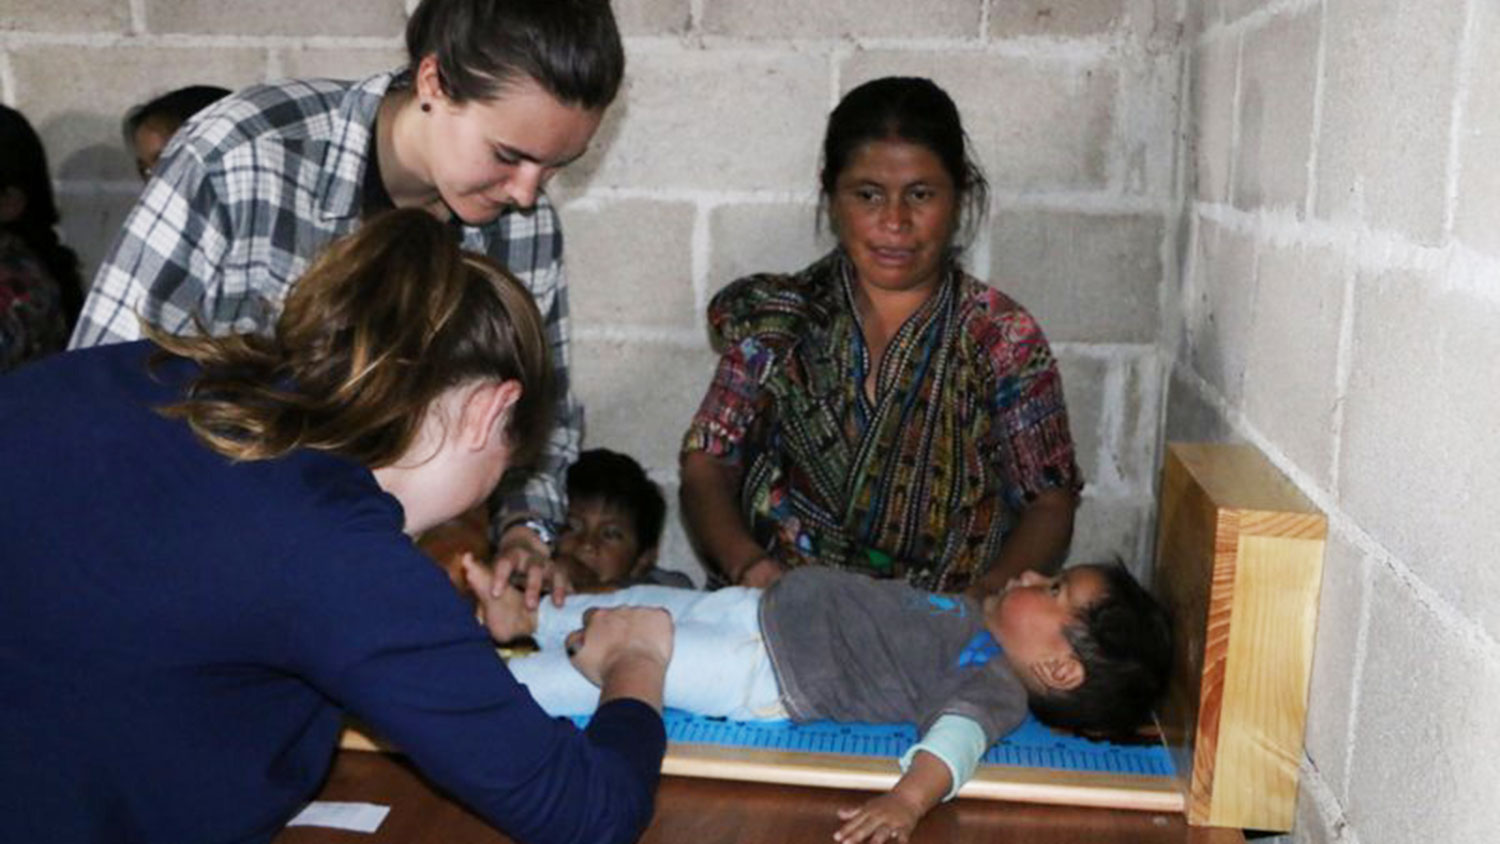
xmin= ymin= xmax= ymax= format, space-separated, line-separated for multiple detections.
xmin=0 ymin=209 xmax=670 ymax=844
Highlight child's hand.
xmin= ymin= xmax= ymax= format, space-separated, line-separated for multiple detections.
xmin=462 ymin=553 xmax=537 ymax=643
xmin=833 ymin=792 xmax=925 ymax=843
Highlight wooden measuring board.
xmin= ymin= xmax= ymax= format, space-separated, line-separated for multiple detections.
xmin=343 ymin=441 xmax=1321 ymax=828
xmin=342 ymin=707 xmax=1183 ymax=812
xmin=1153 ymin=443 xmax=1325 ymax=832
xmin=609 ymin=710 xmax=1181 ymax=812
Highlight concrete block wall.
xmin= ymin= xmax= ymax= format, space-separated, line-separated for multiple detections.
xmin=9 ymin=0 xmax=1493 ymax=839
xmin=3 ymin=0 xmax=1183 ymax=586
xmin=1170 ymin=0 xmax=1500 ymax=841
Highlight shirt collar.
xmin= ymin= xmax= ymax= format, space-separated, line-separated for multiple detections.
xmin=316 ymin=69 xmax=403 ymax=222
xmin=835 ymin=249 xmax=959 ymax=341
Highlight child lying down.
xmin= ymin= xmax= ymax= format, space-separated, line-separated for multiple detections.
xmin=466 ymin=563 xmax=1171 ymax=843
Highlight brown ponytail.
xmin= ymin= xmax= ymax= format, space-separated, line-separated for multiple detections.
xmin=153 ymin=209 xmax=553 ymax=468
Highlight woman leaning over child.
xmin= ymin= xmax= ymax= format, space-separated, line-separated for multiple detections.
xmin=73 ymin=0 xmax=628 ymax=590
xmin=0 ymin=210 xmax=671 ymax=844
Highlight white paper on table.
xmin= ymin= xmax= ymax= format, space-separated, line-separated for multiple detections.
xmin=285 ymin=801 xmax=391 ymax=833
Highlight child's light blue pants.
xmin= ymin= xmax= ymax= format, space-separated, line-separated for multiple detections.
xmin=507 ymin=585 xmax=786 ymax=720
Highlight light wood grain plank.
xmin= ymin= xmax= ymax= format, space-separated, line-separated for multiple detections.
xmin=1155 ymin=443 xmax=1325 ymax=832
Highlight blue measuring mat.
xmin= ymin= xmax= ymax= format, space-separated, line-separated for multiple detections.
xmin=571 ymin=709 xmax=1174 ymax=777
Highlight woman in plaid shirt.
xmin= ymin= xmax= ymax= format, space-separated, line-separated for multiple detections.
xmin=73 ymin=0 xmax=619 ymax=596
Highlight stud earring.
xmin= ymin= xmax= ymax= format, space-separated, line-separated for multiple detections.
xmin=420 ymin=102 xmax=432 ymax=113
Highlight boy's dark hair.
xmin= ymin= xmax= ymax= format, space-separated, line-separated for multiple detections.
xmin=566 ymin=449 xmax=665 ymax=550
xmin=1028 ymin=563 xmax=1174 ymax=739
xmin=122 ymin=85 xmax=231 ymax=142
xmin=406 ymin=0 xmax=625 ymax=110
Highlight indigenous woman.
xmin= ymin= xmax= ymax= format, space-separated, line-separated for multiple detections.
xmin=681 ymin=77 xmax=1082 ymax=595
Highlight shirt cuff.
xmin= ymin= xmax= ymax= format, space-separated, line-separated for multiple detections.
xmin=899 ymin=714 xmax=988 ymax=802
xmin=586 ymin=698 xmax=668 ymax=783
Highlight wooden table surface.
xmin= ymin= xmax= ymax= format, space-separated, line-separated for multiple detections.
xmin=271 ymin=751 xmax=1247 ymax=844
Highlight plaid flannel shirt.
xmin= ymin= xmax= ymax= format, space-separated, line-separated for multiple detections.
xmin=71 ymin=70 xmax=580 ymax=529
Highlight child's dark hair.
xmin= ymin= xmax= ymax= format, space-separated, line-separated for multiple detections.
xmin=122 ymin=85 xmax=231 ymax=143
xmin=1028 ymin=563 xmax=1173 ymax=738
xmin=566 ymin=449 xmax=665 ymax=550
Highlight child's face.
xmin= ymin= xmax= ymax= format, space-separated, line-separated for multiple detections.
xmin=556 ymin=498 xmax=652 ymax=586
xmin=983 ymin=565 xmax=1110 ymax=693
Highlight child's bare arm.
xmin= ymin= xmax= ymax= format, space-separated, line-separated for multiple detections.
xmin=833 ymin=750 xmax=950 ymax=843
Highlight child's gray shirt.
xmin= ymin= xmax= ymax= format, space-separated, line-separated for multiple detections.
xmin=759 ymin=567 xmax=1028 ymax=744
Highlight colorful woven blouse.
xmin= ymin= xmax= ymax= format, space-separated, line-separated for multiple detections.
xmin=682 ymin=251 xmax=1081 ymax=592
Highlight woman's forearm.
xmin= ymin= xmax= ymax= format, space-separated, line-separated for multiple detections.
xmin=679 ymin=451 xmax=768 ymax=582
xmin=972 ymin=487 xmax=1077 ymax=596
xmin=597 ymin=653 xmax=669 ymax=713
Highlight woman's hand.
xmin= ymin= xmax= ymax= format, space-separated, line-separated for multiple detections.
xmin=680 ymin=452 xmax=772 ymax=584
xmin=736 ymin=555 xmax=786 ymax=588
xmin=493 ymin=522 xmax=570 ymax=608
xmin=461 ymin=553 xmax=537 ymax=643
xmin=967 ymin=486 xmax=1077 ymax=599
xmin=565 ymin=606 xmax=674 ymax=713
xmin=833 ymin=792 xmax=924 ymax=843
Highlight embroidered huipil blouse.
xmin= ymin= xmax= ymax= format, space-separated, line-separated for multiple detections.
xmin=683 ymin=251 xmax=1081 ymax=592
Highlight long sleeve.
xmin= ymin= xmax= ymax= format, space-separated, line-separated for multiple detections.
xmin=303 ymin=523 xmax=663 ymax=844
xmin=71 ymin=144 xmax=235 ymax=348
xmin=72 ymin=75 xmax=389 ymax=350
xmin=495 ymin=253 xmax=580 ymax=529
xmin=898 ymin=714 xmax=989 ymax=802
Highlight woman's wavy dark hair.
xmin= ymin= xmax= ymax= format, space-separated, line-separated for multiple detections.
xmin=153 ymin=209 xmax=554 ymax=470
xmin=0 ymin=104 xmax=85 ymax=328
xmin=406 ymin=0 xmax=624 ymax=109
xmin=818 ymin=76 xmax=991 ymax=248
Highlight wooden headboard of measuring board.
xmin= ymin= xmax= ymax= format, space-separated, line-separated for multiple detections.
xmin=1151 ymin=442 xmax=1325 ymax=831
xmin=342 ymin=442 xmax=1325 ymax=832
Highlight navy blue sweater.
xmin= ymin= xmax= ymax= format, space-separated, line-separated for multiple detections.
xmin=0 ymin=342 xmax=664 ymax=843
